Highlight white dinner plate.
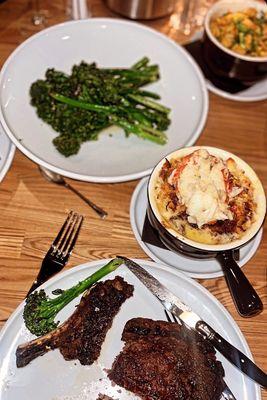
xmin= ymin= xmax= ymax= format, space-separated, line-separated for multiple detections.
xmin=0 ymin=259 xmax=260 ymax=399
xmin=187 ymin=31 xmax=267 ymax=102
xmin=0 ymin=18 xmax=208 ymax=183
xmin=0 ymin=122 xmax=15 ymax=183
xmin=130 ymin=178 xmax=263 ymax=279
xmin=206 ymin=74 xmax=267 ymax=102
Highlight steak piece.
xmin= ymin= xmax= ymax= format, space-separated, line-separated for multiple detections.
xmin=109 ymin=318 xmax=225 ymax=400
xmin=16 ymin=277 xmax=134 ymax=368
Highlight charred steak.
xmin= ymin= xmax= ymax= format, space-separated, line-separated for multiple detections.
xmin=16 ymin=277 xmax=134 ymax=368
xmin=109 ymin=318 xmax=225 ymax=400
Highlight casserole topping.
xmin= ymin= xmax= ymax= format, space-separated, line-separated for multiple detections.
xmin=154 ymin=149 xmax=256 ymax=244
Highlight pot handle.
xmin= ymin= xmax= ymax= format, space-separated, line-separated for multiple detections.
xmin=216 ymin=251 xmax=263 ymax=318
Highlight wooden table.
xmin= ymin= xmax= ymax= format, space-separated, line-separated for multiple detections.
xmin=0 ymin=0 xmax=266 ymax=398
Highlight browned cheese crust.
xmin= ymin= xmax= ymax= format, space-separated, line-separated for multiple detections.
xmin=109 ymin=318 xmax=225 ymax=400
xmin=155 ymin=150 xmax=257 ymax=245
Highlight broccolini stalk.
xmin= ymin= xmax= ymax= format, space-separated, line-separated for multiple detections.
xmin=137 ymin=90 xmax=161 ymax=100
xmin=50 ymin=93 xmax=117 ymax=114
xmin=51 ymin=93 xmax=168 ymax=145
xmin=127 ymin=94 xmax=171 ymax=114
xmin=111 ymin=117 xmax=167 ymax=145
xmin=24 ymin=258 xmax=124 ymax=337
xmin=131 ymin=56 xmax=150 ymax=70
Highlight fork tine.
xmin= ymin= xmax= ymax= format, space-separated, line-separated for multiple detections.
xmin=61 ymin=214 xmax=83 ymax=259
xmin=51 ymin=210 xmax=74 ymax=249
xmin=164 ymin=309 xmax=172 ymax=322
xmin=165 ymin=309 xmax=182 ymax=325
xmin=171 ymin=313 xmax=180 ymax=324
xmin=26 ymin=211 xmax=83 ymax=296
xmin=53 ymin=211 xmax=79 ymax=255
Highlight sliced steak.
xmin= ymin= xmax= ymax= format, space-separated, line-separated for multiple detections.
xmin=109 ymin=318 xmax=225 ymax=400
xmin=16 ymin=277 xmax=134 ymax=368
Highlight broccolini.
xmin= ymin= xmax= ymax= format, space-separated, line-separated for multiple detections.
xmin=30 ymin=57 xmax=171 ymax=157
xmin=24 ymin=258 xmax=124 ymax=336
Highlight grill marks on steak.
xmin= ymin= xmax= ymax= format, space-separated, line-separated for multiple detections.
xmin=109 ymin=318 xmax=225 ymax=400
xmin=16 ymin=277 xmax=134 ymax=368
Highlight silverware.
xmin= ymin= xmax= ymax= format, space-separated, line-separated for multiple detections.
xmin=39 ymin=166 xmax=107 ymax=219
xmin=26 ymin=211 xmax=83 ymax=296
xmin=164 ymin=311 xmax=237 ymax=400
xmin=104 ymin=0 xmax=175 ymax=20
xmin=119 ymin=256 xmax=267 ymax=388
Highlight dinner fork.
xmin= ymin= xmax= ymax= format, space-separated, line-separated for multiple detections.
xmin=26 ymin=211 xmax=83 ymax=297
xmin=164 ymin=310 xmax=237 ymax=400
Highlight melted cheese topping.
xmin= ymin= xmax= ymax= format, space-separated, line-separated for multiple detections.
xmin=175 ymin=149 xmax=233 ymax=227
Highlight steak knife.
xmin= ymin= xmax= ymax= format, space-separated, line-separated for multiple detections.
xmin=118 ymin=256 xmax=267 ymax=390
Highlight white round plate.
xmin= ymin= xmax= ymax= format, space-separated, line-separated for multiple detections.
xmin=0 ymin=259 xmax=260 ymax=399
xmin=0 ymin=18 xmax=208 ymax=183
xmin=206 ymin=77 xmax=267 ymax=102
xmin=130 ymin=178 xmax=263 ymax=279
xmin=0 ymin=122 xmax=15 ymax=183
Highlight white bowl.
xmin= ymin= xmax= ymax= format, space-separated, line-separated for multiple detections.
xmin=0 ymin=18 xmax=208 ymax=183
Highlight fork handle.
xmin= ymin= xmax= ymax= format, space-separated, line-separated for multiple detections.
xmin=26 ymin=270 xmax=58 ymax=297
xmin=26 ymin=280 xmax=43 ymax=297
xmin=25 ymin=259 xmax=61 ymax=297
xmin=64 ymin=182 xmax=107 ymax=219
xmin=26 ymin=270 xmax=56 ymax=297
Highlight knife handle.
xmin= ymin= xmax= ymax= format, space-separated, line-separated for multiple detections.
xmin=216 ymin=251 xmax=263 ymax=317
xmin=196 ymin=321 xmax=267 ymax=388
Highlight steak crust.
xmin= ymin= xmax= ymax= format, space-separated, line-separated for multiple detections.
xmin=109 ymin=318 xmax=225 ymax=400
xmin=16 ymin=277 xmax=134 ymax=367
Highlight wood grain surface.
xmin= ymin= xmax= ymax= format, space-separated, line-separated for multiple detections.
xmin=0 ymin=0 xmax=266 ymax=398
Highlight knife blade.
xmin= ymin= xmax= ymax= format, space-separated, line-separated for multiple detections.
xmin=118 ymin=256 xmax=267 ymax=389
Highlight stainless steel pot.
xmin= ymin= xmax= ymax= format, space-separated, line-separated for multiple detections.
xmin=104 ymin=0 xmax=176 ymax=20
